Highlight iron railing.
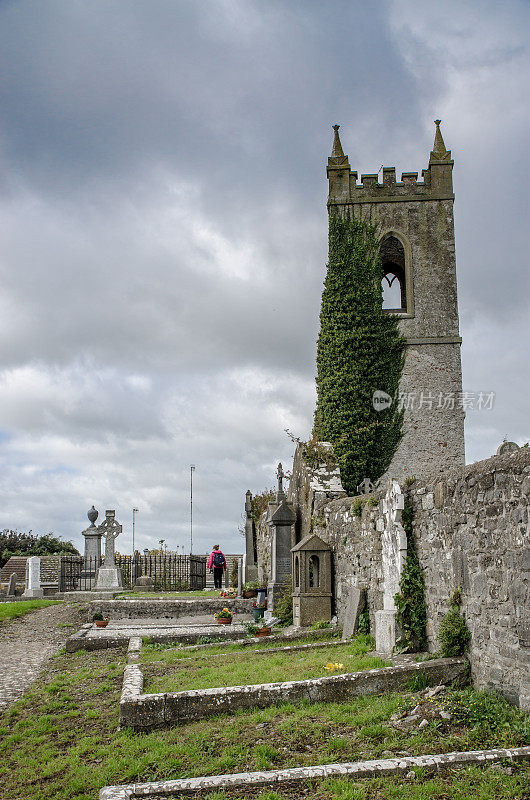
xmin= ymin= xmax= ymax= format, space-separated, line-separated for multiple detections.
xmin=59 ymin=554 xmax=207 ymax=592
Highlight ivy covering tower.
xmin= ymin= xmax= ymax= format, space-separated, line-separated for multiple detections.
xmin=323 ymin=122 xmax=465 ymax=483
xmin=313 ymin=210 xmax=406 ymax=494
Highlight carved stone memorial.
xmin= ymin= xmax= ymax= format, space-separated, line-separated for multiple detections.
xmin=267 ymin=464 xmax=295 ymax=612
xmin=292 ymin=533 xmax=332 ymax=627
xmin=22 ymin=556 xmax=43 ymax=599
xmin=375 ymin=480 xmax=408 ymax=654
xmin=95 ymin=510 xmax=123 ymax=590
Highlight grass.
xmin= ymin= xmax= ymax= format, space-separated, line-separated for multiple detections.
xmin=200 ymin=767 xmax=530 ymax=799
xmin=142 ymin=637 xmax=388 ymax=693
xmin=142 ymin=630 xmax=348 ymax=660
xmin=0 ymin=599 xmax=61 ymax=622
xmin=0 ymin=647 xmax=528 ymax=800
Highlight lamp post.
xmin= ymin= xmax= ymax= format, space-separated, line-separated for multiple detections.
xmin=190 ymin=465 xmax=196 ymax=554
xmin=131 ymin=507 xmax=139 ymax=586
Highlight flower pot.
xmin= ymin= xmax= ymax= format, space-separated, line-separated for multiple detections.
xmin=242 ymin=590 xmax=258 ymax=599
xmin=216 ymin=617 xmax=232 ymax=625
xmin=256 ymin=627 xmax=271 ymax=637
xmin=252 ymin=608 xmax=265 ymax=623
xmin=94 ymin=619 xmax=109 ymax=628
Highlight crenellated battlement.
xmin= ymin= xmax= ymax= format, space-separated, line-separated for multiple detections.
xmin=327 ymin=121 xmax=454 ymax=205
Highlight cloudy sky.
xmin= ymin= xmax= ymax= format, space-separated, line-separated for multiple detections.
xmin=0 ymin=0 xmax=528 ymax=555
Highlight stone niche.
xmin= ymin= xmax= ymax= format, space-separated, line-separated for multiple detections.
xmin=292 ymin=534 xmax=332 ymax=627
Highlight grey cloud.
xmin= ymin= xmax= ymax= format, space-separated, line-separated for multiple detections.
xmin=0 ymin=0 xmax=528 ymax=553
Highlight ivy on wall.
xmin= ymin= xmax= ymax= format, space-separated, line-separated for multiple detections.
xmin=313 ymin=212 xmax=406 ymax=494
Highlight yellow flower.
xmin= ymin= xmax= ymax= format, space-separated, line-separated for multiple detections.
xmin=324 ymin=661 xmax=345 ymax=672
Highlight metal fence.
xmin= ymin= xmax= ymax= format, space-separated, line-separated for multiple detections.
xmin=59 ymin=554 xmax=207 ymax=592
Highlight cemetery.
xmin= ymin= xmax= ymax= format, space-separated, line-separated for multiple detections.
xmin=0 ymin=124 xmax=528 ymax=800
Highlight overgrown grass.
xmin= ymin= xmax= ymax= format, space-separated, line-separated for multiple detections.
xmin=141 ymin=630 xmax=358 ymax=662
xmin=143 ymin=637 xmax=387 ymax=693
xmin=145 ymin=645 xmax=388 ymax=692
xmin=0 ymin=647 xmax=528 ymax=800
xmin=201 ymin=766 xmax=530 ymax=799
xmin=0 ymin=599 xmax=61 ymax=622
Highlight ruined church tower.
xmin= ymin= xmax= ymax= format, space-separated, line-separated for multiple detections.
xmin=327 ymin=121 xmax=465 ymax=479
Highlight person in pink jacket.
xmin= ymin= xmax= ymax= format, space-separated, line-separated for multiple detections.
xmin=207 ymin=544 xmax=227 ymax=589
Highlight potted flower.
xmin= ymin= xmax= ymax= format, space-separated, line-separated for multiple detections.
xmin=242 ymin=581 xmax=259 ymax=599
xmin=92 ymin=612 xmax=109 ymax=628
xmin=252 ymin=601 xmax=267 ymax=623
xmin=214 ymin=608 xmax=233 ymax=625
xmin=243 ymin=621 xmax=271 ymax=638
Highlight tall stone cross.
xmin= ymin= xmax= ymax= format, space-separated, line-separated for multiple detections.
xmin=99 ymin=510 xmax=122 ymax=567
xmin=276 ymin=462 xmax=286 ymax=501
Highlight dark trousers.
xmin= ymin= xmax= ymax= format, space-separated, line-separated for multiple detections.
xmin=213 ymin=567 xmax=224 ymax=589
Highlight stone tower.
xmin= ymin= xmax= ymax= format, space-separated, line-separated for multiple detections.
xmin=327 ymin=121 xmax=465 ymax=479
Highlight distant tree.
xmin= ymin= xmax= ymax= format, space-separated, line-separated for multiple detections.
xmin=0 ymin=530 xmax=79 ymax=568
xmin=313 ymin=212 xmax=406 ymax=493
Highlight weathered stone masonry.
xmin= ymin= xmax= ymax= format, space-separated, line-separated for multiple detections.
xmin=327 ymin=122 xmax=465 ymax=482
xmin=257 ymin=447 xmax=530 ymax=709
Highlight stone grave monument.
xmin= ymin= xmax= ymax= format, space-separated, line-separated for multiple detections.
xmin=342 ymin=584 xmax=366 ymax=640
xmin=22 ymin=556 xmax=44 ymax=599
xmin=374 ymin=480 xmax=408 ymax=654
xmin=95 ymin=510 xmax=123 ymax=590
xmin=6 ymin=572 xmax=17 ymax=597
xmin=266 ymin=463 xmax=296 ymax=612
xmin=291 ymin=533 xmax=332 ymax=627
xmin=243 ymin=490 xmax=258 ymax=583
xmin=82 ymin=505 xmax=103 ymax=571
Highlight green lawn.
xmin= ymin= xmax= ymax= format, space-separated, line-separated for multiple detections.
xmin=0 ymin=650 xmax=530 ymax=800
xmin=143 ymin=637 xmax=388 ymax=693
xmin=0 ymin=599 xmax=61 ymax=622
xmin=0 ymin=647 xmax=528 ymax=800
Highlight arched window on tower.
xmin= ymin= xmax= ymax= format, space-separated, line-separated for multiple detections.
xmin=380 ymin=235 xmax=407 ymax=313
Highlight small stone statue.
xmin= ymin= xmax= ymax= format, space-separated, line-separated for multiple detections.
xmin=277 ymin=463 xmax=285 ymax=501
xmin=87 ymin=505 xmax=98 ymax=527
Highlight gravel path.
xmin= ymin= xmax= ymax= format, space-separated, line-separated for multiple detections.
xmin=0 ymin=602 xmax=87 ymax=711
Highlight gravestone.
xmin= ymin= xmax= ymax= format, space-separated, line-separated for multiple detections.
xmin=7 ymin=572 xmax=17 ymax=597
xmin=22 ymin=556 xmax=44 ymax=599
xmin=375 ymin=480 xmax=407 ymax=654
xmin=497 ymin=441 xmax=520 ymax=456
xmin=291 ymin=533 xmax=332 ymax=627
xmin=95 ymin=510 xmax=123 ymax=590
xmin=243 ymin=490 xmax=258 ymax=583
xmin=82 ymin=505 xmax=103 ymax=570
xmin=133 ymin=575 xmax=155 ymax=592
xmin=342 ymin=586 xmax=366 ymax=640
xmin=356 ymin=478 xmax=375 ymax=495
xmin=267 ymin=464 xmax=296 ymax=613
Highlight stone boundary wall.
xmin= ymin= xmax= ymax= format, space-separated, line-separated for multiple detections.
xmin=295 ymin=448 xmax=530 ymax=710
xmin=119 ymin=657 xmax=466 ymax=730
xmin=100 ymin=746 xmax=530 ymax=799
